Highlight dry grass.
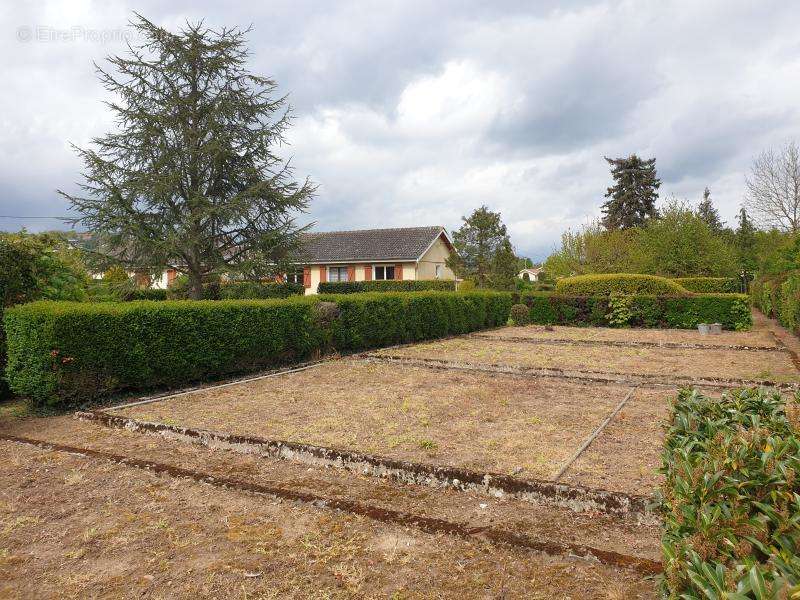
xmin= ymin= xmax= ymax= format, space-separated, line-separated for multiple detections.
xmin=0 ymin=439 xmax=657 ymax=599
xmin=480 ymin=324 xmax=778 ymax=347
xmin=559 ymin=387 xmax=678 ymax=496
xmin=377 ymin=338 xmax=800 ymax=382
xmin=116 ymin=360 xmax=631 ymax=478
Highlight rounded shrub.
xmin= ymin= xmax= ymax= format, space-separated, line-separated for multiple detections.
xmin=672 ymin=277 xmax=740 ymax=294
xmin=555 ymin=273 xmax=690 ymax=296
xmin=509 ymin=303 xmax=530 ymax=326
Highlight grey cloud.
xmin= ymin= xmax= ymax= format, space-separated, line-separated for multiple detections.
xmin=3 ymin=1 xmax=800 ymax=261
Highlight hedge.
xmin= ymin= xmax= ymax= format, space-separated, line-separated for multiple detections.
xmin=661 ymin=388 xmax=800 ymax=597
xmin=517 ymin=292 xmax=752 ymax=330
xmin=673 ymin=277 xmax=741 ymax=294
xmin=753 ymin=273 xmax=800 ymax=334
xmin=555 ymin=273 xmax=690 ymax=296
xmin=216 ymin=281 xmax=304 ymax=299
xmin=319 ymin=290 xmax=512 ymax=351
xmin=167 ymin=280 xmax=304 ymax=300
xmin=122 ymin=288 xmax=169 ymax=301
xmin=4 ymin=290 xmax=511 ymax=406
xmin=317 ymin=280 xmax=456 ymax=294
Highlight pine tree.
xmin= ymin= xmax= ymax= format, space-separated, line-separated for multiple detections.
xmin=697 ymin=187 xmax=724 ymax=233
xmin=601 ymin=155 xmax=661 ymax=230
xmin=447 ymin=205 xmax=515 ymax=288
xmin=488 ymin=238 xmax=520 ymax=290
xmin=60 ymin=15 xmax=315 ymax=298
xmin=735 ymin=207 xmax=758 ymax=279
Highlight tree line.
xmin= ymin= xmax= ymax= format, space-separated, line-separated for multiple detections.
xmin=542 ymin=149 xmax=799 ymax=284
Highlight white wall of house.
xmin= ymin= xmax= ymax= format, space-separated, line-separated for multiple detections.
xmin=417 ymin=236 xmax=455 ymax=280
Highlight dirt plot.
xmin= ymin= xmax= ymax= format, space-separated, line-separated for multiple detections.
xmin=115 ymin=360 xmax=631 ymax=479
xmin=478 ymin=324 xmax=778 ymax=348
xmin=376 ymin=338 xmax=800 ymax=383
xmin=0 ymin=436 xmax=658 ymax=599
xmin=559 ymin=387 xmax=677 ymax=496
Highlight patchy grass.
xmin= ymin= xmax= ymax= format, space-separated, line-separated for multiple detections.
xmin=116 ymin=360 xmax=631 ymax=478
xmin=377 ymin=338 xmax=800 ymax=382
xmin=0 ymin=439 xmax=657 ymax=599
xmin=478 ymin=324 xmax=778 ymax=347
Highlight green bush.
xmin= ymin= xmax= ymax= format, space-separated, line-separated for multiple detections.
xmin=518 ymin=292 xmax=752 ymax=330
xmin=509 ymin=303 xmax=530 ymax=326
xmin=555 ymin=273 xmax=690 ymax=296
xmin=673 ymin=277 xmax=741 ymax=294
xmin=166 ymin=278 xmax=304 ymax=300
xmin=661 ymin=388 xmax=800 ymax=598
xmin=319 ymin=291 xmax=512 ymax=351
xmin=217 ymin=281 xmax=304 ymax=299
xmin=4 ymin=299 xmax=322 ymax=407
xmin=5 ymin=291 xmax=511 ymax=406
xmin=317 ymin=280 xmax=456 ymax=294
xmin=122 ymin=288 xmax=169 ymax=301
xmin=752 ymin=273 xmax=800 ymax=335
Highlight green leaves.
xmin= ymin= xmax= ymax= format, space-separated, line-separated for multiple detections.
xmin=661 ymin=388 xmax=800 ymax=599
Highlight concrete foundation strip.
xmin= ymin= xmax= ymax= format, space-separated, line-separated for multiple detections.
xmin=0 ymin=433 xmax=662 ymax=576
xmin=469 ymin=334 xmax=787 ymax=354
xmin=75 ymin=409 xmax=655 ymax=521
xmin=362 ymin=353 xmax=799 ymax=391
xmin=552 ymin=387 xmax=638 ymax=482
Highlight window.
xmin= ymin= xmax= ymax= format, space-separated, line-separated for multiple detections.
xmin=374 ymin=265 xmax=395 ymax=280
xmin=286 ymin=270 xmax=303 ymax=285
xmin=328 ymin=266 xmax=349 ymax=282
xmin=435 ymin=264 xmax=443 ymax=279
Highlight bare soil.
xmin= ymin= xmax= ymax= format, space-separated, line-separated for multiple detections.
xmin=479 ymin=324 xmax=778 ymax=347
xmin=376 ymin=338 xmax=800 ymax=382
xmin=559 ymin=387 xmax=679 ymax=496
xmin=114 ymin=360 xmax=631 ymax=479
xmin=0 ymin=428 xmax=658 ymax=599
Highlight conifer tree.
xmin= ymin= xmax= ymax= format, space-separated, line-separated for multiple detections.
xmin=697 ymin=187 xmax=724 ymax=233
xmin=60 ymin=15 xmax=315 ymax=298
xmin=601 ymin=155 xmax=661 ymax=230
xmin=735 ymin=206 xmax=758 ymax=279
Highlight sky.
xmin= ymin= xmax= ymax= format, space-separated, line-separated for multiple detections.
xmin=3 ymin=1 xmax=800 ymax=260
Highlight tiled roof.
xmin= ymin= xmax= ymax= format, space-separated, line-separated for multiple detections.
xmin=299 ymin=226 xmax=449 ymax=263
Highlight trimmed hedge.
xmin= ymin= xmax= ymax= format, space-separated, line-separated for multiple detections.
xmin=317 ymin=279 xmax=456 ymax=294
xmin=320 ymin=291 xmax=512 ymax=351
xmin=518 ymin=292 xmax=752 ymax=330
xmin=217 ymin=281 xmax=304 ymax=299
xmin=122 ymin=288 xmax=169 ymax=301
xmin=4 ymin=290 xmax=511 ymax=406
xmin=555 ymin=273 xmax=690 ymax=296
xmin=661 ymin=388 xmax=800 ymax=597
xmin=4 ymin=298 xmax=321 ymax=406
xmin=673 ymin=276 xmax=741 ymax=294
xmin=753 ymin=273 xmax=800 ymax=334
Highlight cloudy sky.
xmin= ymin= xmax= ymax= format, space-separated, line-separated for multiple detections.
xmin=3 ymin=1 xmax=800 ymax=259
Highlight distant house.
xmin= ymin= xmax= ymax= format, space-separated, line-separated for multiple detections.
xmin=518 ymin=267 xmax=543 ymax=282
xmin=296 ymin=226 xmax=457 ymax=294
xmin=85 ymin=225 xmax=457 ymax=293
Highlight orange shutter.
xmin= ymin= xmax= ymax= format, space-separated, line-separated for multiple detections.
xmin=166 ymin=268 xmax=177 ymax=286
xmin=303 ymin=267 xmax=311 ymax=288
xmin=395 ymin=264 xmax=403 ymax=280
xmin=364 ymin=265 xmax=372 ymax=280
xmin=347 ymin=265 xmax=355 ymax=282
xmin=319 ymin=266 xmax=327 ymax=283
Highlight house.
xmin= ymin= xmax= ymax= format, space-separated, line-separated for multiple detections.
xmin=518 ymin=267 xmax=542 ymax=282
xmin=296 ymin=226 xmax=457 ymax=294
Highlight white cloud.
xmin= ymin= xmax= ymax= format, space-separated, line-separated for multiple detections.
xmin=3 ymin=1 xmax=800 ymax=257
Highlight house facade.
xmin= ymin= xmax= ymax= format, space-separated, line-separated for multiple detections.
xmin=296 ymin=226 xmax=457 ymax=294
xmin=518 ymin=267 xmax=542 ymax=282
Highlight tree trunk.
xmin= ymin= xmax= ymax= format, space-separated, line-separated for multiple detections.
xmin=188 ymin=269 xmax=204 ymax=300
